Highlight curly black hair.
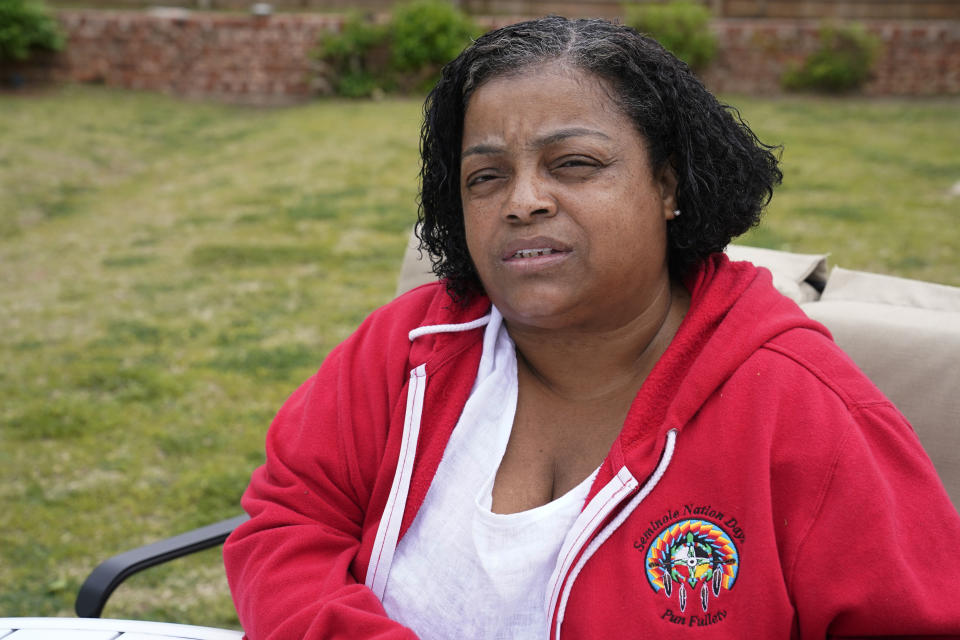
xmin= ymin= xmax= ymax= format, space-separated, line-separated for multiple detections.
xmin=418 ymin=15 xmax=782 ymax=303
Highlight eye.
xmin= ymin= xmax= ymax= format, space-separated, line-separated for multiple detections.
xmin=557 ymin=156 xmax=597 ymax=168
xmin=465 ymin=170 xmax=503 ymax=189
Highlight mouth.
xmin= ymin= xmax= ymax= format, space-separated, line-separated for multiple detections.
xmin=511 ymin=248 xmax=559 ymax=259
xmin=501 ymin=237 xmax=573 ymax=262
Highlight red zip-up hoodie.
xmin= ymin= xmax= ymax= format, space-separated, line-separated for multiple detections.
xmin=224 ymin=254 xmax=960 ymax=639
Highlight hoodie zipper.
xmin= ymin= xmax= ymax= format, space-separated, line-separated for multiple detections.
xmin=548 ymin=428 xmax=678 ymax=640
xmin=365 ymin=364 xmax=427 ymax=599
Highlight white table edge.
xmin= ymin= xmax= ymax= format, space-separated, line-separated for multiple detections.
xmin=0 ymin=618 xmax=242 ymax=640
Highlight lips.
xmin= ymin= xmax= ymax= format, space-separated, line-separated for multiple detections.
xmin=501 ymin=237 xmax=572 ymax=262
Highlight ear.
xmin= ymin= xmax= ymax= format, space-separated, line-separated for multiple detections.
xmin=656 ymin=162 xmax=679 ymax=220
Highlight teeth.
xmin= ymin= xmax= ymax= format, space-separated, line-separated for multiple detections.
xmin=514 ymin=248 xmax=554 ymax=258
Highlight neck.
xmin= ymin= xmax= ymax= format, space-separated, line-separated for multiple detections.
xmin=506 ymin=281 xmax=690 ymax=403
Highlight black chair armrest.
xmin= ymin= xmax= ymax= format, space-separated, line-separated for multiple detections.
xmin=75 ymin=513 xmax=250 ymax=618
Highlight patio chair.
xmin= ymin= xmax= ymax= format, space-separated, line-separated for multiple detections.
xmin=75 ymin=514 xmax=249 ymax=618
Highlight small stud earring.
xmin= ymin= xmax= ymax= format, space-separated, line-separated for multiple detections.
xmin=673 ymin=209 xmax=681 ymax=218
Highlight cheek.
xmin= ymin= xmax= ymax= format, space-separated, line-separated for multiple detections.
xmin=462 ymin=209 xmax=488 ymax=268
xmin=462 ymin=206 xmax=477 ymax=248
xmin=591 ymin=200 xmax=669 ymax=264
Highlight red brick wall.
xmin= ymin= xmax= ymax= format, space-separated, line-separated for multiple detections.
xmin=47 ymin=0 xmax=960 ymax=20
xmin=43 ymin=10 xmax=960 ymax=103
xmin=466 ymin=0 xmax=960 ymax=20
xmin=703 ymin=19 xmax=960 ymax=95
xmin=52 ymin=9 xmax=346 ymax=104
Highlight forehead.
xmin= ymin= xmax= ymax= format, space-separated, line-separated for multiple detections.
xmin=461 ymin=64 xmax=635 ymax=148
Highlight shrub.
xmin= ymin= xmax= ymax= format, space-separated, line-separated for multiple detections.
xmin=623 ymin=0 xmax=717 ymax=71
xmin=315 ymin=12 xmax=389 ymax=98
xmin=390 ymin=0 xmax=478 ymax=81
xmin=0 ymin=0 xmax=64 ymax=63
xmin=315 ymin=0 xmax=478 ymax=97
xmin=782 ymin=23 xmax=881 ymax=93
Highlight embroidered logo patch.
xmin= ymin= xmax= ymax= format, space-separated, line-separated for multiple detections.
xmin=644 ymin=518 xmax=739 ymax=614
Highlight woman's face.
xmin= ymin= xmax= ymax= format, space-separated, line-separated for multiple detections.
xmin=460 ymin=64 xmax=678 ymax=332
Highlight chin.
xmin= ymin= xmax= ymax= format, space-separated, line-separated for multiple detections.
xmin=494 ymin=290 xmax=587 ymax=330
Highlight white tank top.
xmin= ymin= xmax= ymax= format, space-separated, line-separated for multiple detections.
xmin=381 ymin=307 xmax=597 ymax=639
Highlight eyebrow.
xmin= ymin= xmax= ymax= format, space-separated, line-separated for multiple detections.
xmin=461 ymin=127 xmax=612 ymax=158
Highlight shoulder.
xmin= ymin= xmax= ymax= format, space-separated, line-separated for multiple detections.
xmin=720 ymin=326 xmax=913 ymax=500
xmin=761 ymin=334 xmax=960 ymax=633
xmin=756 ymin=326 xmax=894 ymax=415
xmin=329 ymin=282 xmax=463 ymax=362
xmin=299 ymin=281 xmax=490 ymax=412
xmin=352 ymin=281 xmax=452 ymax=342
xmin=262 ymin=284 xmax=463 ymax=487
xmin=351 ymin=281 xmax=487 ymax=342
xmin=721 ymin=321 xmax=896 ymax=408
xmin=274 ymin=282 xmax=460 ymax=422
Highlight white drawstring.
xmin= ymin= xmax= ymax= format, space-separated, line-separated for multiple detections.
xmin=408 ymin=314 xmax=491 ymax=342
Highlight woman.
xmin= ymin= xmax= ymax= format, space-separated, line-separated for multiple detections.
xmin=224 ymin=16 xmax=960 ymax=639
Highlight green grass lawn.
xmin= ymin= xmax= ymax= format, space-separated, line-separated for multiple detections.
xmin=1 ymin=85 xmax=958 ymax=628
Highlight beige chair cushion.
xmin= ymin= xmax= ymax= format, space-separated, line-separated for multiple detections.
xmin=725 ymin=244 xmax=828 ymax=303
xmin=802 ymin=268 xmax=960 ymax=510
xmin=395 ymin=228 xmax=437 ymax=297
xmin=819 ymin=266 xmax=960 ymax=311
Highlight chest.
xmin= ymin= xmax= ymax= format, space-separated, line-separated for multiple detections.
xmin=490 ymin=378 xmax=636 ymax=514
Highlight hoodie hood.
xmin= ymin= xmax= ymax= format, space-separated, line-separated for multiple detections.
xmin=599 ymin=253 xmax=830 ymax=491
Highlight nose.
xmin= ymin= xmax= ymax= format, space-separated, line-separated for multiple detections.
xmin=504 ymin=168 xmax=556 ymax=223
